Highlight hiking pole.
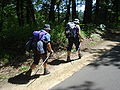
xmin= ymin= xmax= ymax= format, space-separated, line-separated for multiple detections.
xmin=27 ymin=52 xmax=52 ymax=87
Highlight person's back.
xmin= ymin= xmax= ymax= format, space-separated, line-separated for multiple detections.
xmin=65 ymin=22 xmax=79 ymax=39
xmin=66 ymin=19 xmax=83 ymax=61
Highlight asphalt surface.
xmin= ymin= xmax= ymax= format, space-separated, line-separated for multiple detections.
xmin=50 ymin=44 xmax=120 ymax=90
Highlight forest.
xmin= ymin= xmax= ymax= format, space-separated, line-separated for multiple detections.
xmin=0 ymin=0 xmax=120 ymax=65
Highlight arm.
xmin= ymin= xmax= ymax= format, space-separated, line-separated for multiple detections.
xmin=47 ymin=42 xmax=54 ymax=53
xmin=77 ymin=25 xmax=84 ymax=41
xmin=45 ymin=33 xmax=54 ymax=53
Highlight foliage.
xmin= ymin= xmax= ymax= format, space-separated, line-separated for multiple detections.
xmin=51 ymin=23 xmax=67 ymax=49
xmin=0 ymin=0 xmax=120 ymax=65
xmin=20 ymin=65 xmax=29 ymax=72
xmin=0 ymin=25 xmax=33 ymax=63
xmin=80 ymin=24 xmax=97 ymax=38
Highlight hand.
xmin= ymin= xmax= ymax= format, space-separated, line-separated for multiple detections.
xmin=50 ymin=50 xmax=54 ymax=57
xmin=50 ymin=50 xmax=54 ymax=53
xmin=79 ymin=38 xmax=84 ymax=42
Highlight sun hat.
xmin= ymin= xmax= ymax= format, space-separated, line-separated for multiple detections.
xmin=44 ymin=24 xmax=51 ymax=30
xmin=73 ymin=19 xmax=80 ymax=24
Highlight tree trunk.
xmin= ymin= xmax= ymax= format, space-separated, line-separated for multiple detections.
xmin=16 ymin=0 xmax=25 ymax=26
xmin=112 ymin=0 xmax=119 ymax=24
xmin=49 ymin=0 xmax=56 ymax=22
xmin=57 ymin=0 xmax=62 ymax=22
xmin=72 ymin=0 xmax=76 ymax=21
xmin=83 ymin=0 xmax=92 ymax=24
xmin=0 ymin=0 xmax=5 ymax=31
xmin=26 ymin=0 xmax=36 ymax=24
xmin=65 ymin=0 xmax=71 ymax=24
xmin=94 ymin=0 xmax=99 ymax=24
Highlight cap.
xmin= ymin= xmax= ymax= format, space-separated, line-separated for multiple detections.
xmin=73 ymin=19 xmax=80 ymax=24
xmin=44 ymin=24 xmax=51 ymax=30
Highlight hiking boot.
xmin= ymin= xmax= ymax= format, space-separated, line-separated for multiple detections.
xmin=43 ymin=68 xmax=50 ymax=75
xmin=67 ymin=56 xmax=71 ymax=61
xmin=78 ymin=54 xmax=82 ymax=59
xmin=25 ymin=69 xmax=32 ymax=76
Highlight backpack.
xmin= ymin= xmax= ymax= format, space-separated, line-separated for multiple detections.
xmin=65 ymin=22 xmax=79 ymax=38
xmin=32 ymin=30 xmax=47 ymax=42
xmin=25 ymin=38 xmax=33 ymax=52
xmin=25 ymin=30 xmax=47 ymax=52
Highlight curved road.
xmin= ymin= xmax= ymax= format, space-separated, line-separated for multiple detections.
xmin=50 ymin=44 xmax=120 ymax=90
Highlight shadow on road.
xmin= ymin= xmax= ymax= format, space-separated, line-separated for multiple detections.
xmin=103 ymin=31 xmax=120 ymax=42
xmin=53 ymin=81 xmax=102 ymax=90
xmin=88 ymin=44 xmax=120 ymax=69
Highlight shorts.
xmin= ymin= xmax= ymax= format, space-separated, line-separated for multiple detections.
xmin=67 ymin=37 xmax=80 ymax=51
xmin=32 ymin=42 xmax=48 ymax=65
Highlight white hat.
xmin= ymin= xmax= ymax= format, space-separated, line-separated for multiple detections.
xmin=73 ymin=19 xmax=80 ymax=24
xmin=44 ymin=24 xmax=51 ymax=30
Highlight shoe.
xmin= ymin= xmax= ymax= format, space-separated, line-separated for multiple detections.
xmin=43 ymin=68 xmax=50 ymax=75
xmin=78 ymin=54 xmax=82 ymax=59
xmin=67 ymin=56 xmax=71 ymax=61
xmin=25 ymin=69 xmax=32 ymax=76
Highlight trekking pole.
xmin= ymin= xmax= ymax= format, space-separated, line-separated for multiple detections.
xmin=27 ymin=52 xmax=52 ymax=87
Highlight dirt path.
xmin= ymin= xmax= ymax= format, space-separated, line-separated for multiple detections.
xmin=0 ymin=38 xmax=120 ymax=90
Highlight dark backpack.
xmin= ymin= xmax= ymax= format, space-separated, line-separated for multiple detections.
xmin=65 ymin=22 xmax=79 ymax=38
xmin=25 ymin=38 xmax=33 ymax=52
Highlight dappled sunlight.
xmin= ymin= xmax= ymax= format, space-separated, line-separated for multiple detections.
xmin=53 ymin=81 xmax=102 ymax=90
xmin=88 ymin=44 xmax=120 ymax=69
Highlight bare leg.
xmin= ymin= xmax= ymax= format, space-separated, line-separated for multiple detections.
xmin=42 ymin=54 xmax=50 ymax=75
xmin=78 ymin=49 xmax=81 ymax=55
xmin=67 ymin=51 xmax=71 ymax=61
xmin=25 ymin=50 xmax=40 ymax=76
xmin=67 ymin=51 xmax=71 ymax=57
xmin=78 ymin=48 xmax=82 ymax=59
xmin=30 ymin=63 xmax=37 ymax=70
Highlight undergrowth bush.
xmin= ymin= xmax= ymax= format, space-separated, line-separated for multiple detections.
xmin=0 ymin=26 xmax=33 ymax=63
xmin=80 ymin=24 xmax=97 ymax=38
xmin=51 ymin=23 xmax=67 ymax=50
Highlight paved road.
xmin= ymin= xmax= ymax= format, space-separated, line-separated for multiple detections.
xmin=50 ymin=44 xmax=120 ymax=90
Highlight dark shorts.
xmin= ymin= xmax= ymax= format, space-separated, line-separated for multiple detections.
xmin=33 ymin=51 xmax=47 ymax=65
xmin=67 ymin=37 xmax=80 ymax=51
xmin=32 ymin=42 xmax=48 ymax=65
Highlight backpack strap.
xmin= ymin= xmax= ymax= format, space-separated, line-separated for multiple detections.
xmin=39 ymin=30 xmax=47 ymax=41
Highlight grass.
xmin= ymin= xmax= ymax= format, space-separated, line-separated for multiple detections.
xmin=89 ymin=41 xmax=97 ymax=46
xmin=0 ymin=75 xmax=6 ymax=80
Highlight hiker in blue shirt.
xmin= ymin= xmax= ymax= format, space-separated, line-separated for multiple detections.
xmin=26 ymin=24 xmax=54 ymax=76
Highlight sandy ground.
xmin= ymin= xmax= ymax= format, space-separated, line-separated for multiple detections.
xmin=0 ymin=38 xmax=120 ymax=90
